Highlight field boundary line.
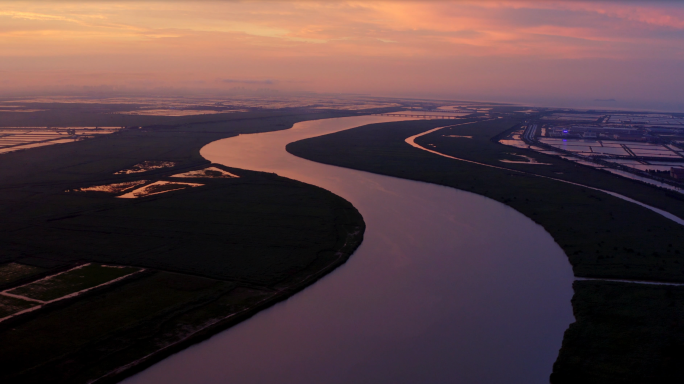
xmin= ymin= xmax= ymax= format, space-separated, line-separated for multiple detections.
xmin=0 ymin=266 xmax=144 ymax=324
xmin=90 ymin=227 xmax=362 ymax=383
xmin=0 ymin=292 xmax=45 ymax=304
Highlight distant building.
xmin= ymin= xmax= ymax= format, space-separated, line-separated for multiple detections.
xmin=671 ymin=167 xmax=684 ymax=179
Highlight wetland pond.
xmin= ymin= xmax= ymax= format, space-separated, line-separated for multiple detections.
xmin=124 ymin=116 xmax=575 ymax=384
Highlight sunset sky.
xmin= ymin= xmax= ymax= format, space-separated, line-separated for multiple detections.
xmin=2 ymin=1 xmax=684 ymax=109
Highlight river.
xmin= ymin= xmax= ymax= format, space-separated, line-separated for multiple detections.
xmin=123 ymin=116 xmax=574 ymax=384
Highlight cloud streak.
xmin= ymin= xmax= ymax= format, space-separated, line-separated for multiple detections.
xmin=221 ymin=79 xmax=276 ymax=85
xmin=0 ymin=1 xmax=683 ymax=108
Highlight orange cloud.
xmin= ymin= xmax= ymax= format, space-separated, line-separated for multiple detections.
xmin=0 ymin=1 xmax=683 ymax=107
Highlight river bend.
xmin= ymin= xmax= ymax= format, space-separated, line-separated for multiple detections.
xmin=124 ymin=116 xmax=575 ymax=384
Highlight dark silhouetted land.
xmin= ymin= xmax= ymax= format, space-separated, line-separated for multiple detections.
xmin=286 ymin=117 xmax=684 ymax=383
xmin=0 ymin=107 xmax=365 ymax=383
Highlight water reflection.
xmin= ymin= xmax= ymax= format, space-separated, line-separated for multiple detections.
xmin=123 ymin=116 xmax=574 ymax=384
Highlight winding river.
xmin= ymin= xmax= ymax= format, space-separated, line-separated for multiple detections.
xmin=124 ymin=116 xmax=575 ymax=384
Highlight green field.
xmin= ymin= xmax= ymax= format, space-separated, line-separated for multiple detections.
xmin=286 ymin=117 xmax=684 ymax=383
xmin=0 ymin=107 xmax=366 ymax=382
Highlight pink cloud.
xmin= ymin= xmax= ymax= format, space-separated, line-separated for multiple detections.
xmin=0 ymin=1 xmax=682 ymax=107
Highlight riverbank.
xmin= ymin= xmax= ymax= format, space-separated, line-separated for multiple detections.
xmin=287 ymin=118 xmax=684 ymax=282
xmin=0 ymin=110 xmax=368 ymax=383
xmin=123 ymin=115 xmax=573 ymax=384
xmin=552 ymin=280 xmax=684 ymax=384
xmin=286 ymin=118 xmax=684 ymax=382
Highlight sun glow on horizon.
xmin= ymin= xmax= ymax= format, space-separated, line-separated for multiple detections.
xmin=1 ymin=1 xmax=684 ymax=109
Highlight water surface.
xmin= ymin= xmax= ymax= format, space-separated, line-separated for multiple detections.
xmin=124 ymin=116 xmax=574 ymax=384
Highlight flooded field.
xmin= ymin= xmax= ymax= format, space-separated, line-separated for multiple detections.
xmin=171 ymin=167 xmax=239 ymax=178
xmin=385 ymin=111 xmax=471 ymax=117
xmin=0 ymin=127 xmax=120 ymax=155
xmin=541 ymin=113 xmax=601 ymax=121
xmin=118 ymin=181 xmax=203 ymax=198
xmin=70 ymin=166 xmax=236 ymax=198
xmin=501 ymin=120 xmax=684 ymax=190
xmin=499 ymin=137 xmax=530 ymax=149
xmin=500 ymin=153 xmax=551 ymax=165
xmin=114 ymin=161 xmax=176 ymax=175
xmin=0 ymin=95 xmax=403 ymax=114
xmin=70 ymin=180 xmax=148 ymax=194
xmin=120 ymin=109 xmax=232 ymax=116
xmin=438 ymin=105 xmax=494 ymax=113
